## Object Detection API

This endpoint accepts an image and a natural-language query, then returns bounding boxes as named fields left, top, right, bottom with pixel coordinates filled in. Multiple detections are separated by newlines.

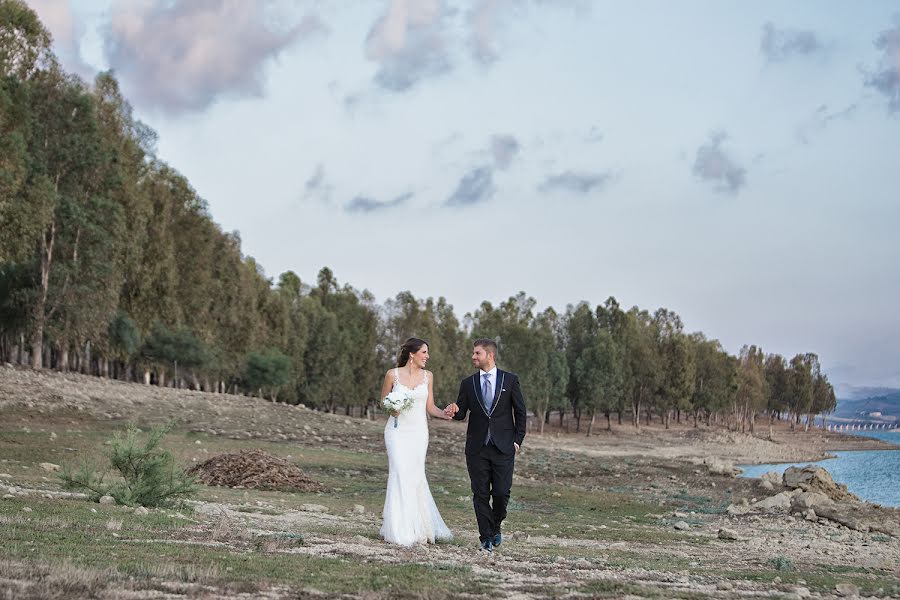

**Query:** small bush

left=60, top=422, right=197, bottom=507
left=769, top=555, right=795, bottom=571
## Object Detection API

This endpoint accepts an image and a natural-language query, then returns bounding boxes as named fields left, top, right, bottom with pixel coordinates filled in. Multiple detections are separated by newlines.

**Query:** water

left=738, top=430, right=900, bottom=507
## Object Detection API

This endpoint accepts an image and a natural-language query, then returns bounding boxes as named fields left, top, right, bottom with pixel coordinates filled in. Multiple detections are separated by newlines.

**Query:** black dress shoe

left=480, top=540, right=493, bottom=552
left=492, top=532, right=502, bottom=547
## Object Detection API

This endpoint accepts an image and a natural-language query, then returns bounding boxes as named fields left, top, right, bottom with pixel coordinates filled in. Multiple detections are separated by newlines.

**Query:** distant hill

left=834, top=388, right=900, bottom=421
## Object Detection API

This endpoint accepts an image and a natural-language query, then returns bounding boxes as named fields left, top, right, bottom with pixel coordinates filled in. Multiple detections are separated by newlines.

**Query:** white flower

left=383, top=390, right=414, bottom=414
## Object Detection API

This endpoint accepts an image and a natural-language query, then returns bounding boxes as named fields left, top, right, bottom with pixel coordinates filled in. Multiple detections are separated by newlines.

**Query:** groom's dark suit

left=453, top=369, right=526, bottom=543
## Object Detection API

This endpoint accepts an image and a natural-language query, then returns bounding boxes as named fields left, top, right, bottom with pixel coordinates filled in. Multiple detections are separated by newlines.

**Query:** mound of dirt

left=187, top=449, right=323, bottom=492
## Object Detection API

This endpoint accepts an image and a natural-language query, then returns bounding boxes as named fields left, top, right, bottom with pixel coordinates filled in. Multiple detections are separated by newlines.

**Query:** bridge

left=826, top=422, right=899, bottom=432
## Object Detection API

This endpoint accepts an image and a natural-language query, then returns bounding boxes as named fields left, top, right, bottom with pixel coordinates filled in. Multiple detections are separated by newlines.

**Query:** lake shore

left=2, top=365, right=899, bottom=599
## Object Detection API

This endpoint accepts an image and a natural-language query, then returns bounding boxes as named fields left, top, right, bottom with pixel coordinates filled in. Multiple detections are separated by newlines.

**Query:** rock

left=716, top=581, right=734, bottom=590
left=352, top=504, right=365, bottom=514
left=673, top=511, right=688, bottom=518
left=706, top=458, right=740, bottom=477
left=760, top=471, right=782, bottom=485
left=0, top=473, right=12, bottom=478
left=718, top=527, right=739, bottom=540
left=134, top=506, right=149, bottom=516
left=22, top=506, right=32, bottom=512
left=804, top=509, right=817, bottom=522
left=299, top=503, right=329, bottom=513
left=760, top=480, right=774, bottom=491
left=813, top=503, right=878, bottom=534
left=2, top=494, right=13, bottom=499
left=752, top=492, right=792, bottom=511
left=39, top=462, right=60, bottom=473
left=673, top=521, right=690, bottom=530
left=783, top=466, right=857, bottom=501
left=792, top=491, right=833, bottom=511
left=98, top=495, right=116, bottom=505
left=726, top=503, right=752, bottom=516
left=834, top=582, right=859, bottom=597
left=791, top=586, right=812, bottom=598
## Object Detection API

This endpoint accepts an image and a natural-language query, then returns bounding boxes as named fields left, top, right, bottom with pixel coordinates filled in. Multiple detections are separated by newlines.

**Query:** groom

left=444, top=338, right=526, bottom=552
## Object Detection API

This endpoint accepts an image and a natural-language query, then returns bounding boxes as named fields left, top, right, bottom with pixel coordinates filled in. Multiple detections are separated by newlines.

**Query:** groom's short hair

left=473, top=338, right=498, bottom=357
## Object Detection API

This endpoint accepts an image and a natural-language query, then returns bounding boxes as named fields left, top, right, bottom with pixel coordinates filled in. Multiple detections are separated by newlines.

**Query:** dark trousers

left=466, top=443, right=515, bottom=543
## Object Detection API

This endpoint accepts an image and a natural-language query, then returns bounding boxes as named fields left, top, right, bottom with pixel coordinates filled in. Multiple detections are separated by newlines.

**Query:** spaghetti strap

left=393, top=368, right=400, bottom=385
left=423, top=370, right=428, bottom=386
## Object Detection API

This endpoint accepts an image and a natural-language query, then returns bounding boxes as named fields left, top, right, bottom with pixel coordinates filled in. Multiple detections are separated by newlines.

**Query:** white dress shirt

left=480, top=366, right=497, bottom=401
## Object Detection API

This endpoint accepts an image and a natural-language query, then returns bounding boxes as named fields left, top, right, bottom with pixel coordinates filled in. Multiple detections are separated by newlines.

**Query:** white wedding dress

left=380, top=368, right=453, bottom=546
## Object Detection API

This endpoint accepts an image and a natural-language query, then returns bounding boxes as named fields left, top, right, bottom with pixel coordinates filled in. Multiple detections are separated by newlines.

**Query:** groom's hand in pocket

left=514, top=443, right=520, bottom=453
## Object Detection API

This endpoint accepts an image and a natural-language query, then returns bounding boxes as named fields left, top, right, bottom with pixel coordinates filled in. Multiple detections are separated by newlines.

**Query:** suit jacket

left=453, top=369, right=526, bottom=456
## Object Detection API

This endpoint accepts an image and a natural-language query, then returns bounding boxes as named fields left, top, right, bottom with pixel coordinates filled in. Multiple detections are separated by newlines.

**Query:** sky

left=25, top=0, right=900, bottom=392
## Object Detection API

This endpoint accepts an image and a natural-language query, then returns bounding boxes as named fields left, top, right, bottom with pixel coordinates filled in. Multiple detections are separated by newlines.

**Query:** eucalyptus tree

left=621, top=308, right=660, bottom=428
left=653, top=308, right=694, bottom=429
left=575, top=328, right=624, bottom=435
left=734, top=345, right=766, bottom=432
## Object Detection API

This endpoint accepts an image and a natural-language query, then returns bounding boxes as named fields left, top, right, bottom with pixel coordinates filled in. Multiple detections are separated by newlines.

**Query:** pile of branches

left=187, top=449, right=323, bottom=492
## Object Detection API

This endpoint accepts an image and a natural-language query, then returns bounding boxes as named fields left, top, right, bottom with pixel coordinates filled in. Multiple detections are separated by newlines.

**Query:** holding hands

left=443, top=403, right=459, bottom=418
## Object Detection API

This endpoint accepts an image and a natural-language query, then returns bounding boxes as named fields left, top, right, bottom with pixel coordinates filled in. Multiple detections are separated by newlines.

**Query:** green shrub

left=769, top=555, right=795, bottom=572
left=60, top=422, right=197, bottom=507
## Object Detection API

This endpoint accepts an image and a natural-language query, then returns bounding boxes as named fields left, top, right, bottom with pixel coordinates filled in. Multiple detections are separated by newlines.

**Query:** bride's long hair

left=397, top=337, right=428, bottom=368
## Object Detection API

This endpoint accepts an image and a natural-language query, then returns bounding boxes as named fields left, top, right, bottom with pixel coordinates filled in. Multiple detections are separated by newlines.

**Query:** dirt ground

left=1, top=366, right=899, bottom=599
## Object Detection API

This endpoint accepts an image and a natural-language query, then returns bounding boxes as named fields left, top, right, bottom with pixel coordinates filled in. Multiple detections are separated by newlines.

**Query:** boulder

left=706, top=458, right=741, bottom=477
left=760, top=480, right=774, bottom=491
left=673, top=521, right=690, bottom=530
left=726, top=504, right=752, bottom=516
left=134, top=506, right=149, bottom=516
left=760, top=471, right=782, bottom=485
left=782, top=466, right=857, bottom=501
left=299, top=503, right=329, bottom=513
left=39, top=462, right=60, bottom=473
left=752, top=492, right=792, bottom=512
left=791, top=491, right=833, bottom=511
left=98, top=495, right=116, bottom=505
left=717, top=527, right=739, bottom=540
left=834, top=582, right=859, bottom=598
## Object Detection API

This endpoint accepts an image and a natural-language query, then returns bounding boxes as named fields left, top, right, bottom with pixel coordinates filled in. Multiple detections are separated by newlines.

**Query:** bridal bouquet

left=383, top=390, right=414, bottom=428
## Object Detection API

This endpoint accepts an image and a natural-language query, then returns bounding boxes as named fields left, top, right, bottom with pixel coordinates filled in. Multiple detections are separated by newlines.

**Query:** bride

left=379, top=337, right=453, bottom=546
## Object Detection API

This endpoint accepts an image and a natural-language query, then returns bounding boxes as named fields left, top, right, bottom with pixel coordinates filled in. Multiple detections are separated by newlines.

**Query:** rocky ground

left=1, top=365, right=899, bottom=599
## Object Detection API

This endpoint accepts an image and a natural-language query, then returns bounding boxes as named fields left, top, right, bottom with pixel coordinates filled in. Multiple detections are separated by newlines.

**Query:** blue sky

left=27, top=1, right=900, bottom=391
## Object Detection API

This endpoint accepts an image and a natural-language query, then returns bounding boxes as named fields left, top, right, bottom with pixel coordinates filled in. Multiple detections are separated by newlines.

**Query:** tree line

left=0, top=2, right=836, bottom=432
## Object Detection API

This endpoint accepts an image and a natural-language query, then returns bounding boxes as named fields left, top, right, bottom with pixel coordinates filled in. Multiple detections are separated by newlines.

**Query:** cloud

left=538, top=171, right=610, bottom=195
left=490, top=134, right=520, bottom=169
left=27, top=0, right=94, bottom=79
left=692, top=132, right=747, bottom=194
left=864, top=17, right=900, bottom=113
left=345, top=192, right=412, bottom=214
left=104, top=1, right=326, bottom=113
left=303, top=164, right=333, bottom=202
left=797, top=103, right=858, bottom=144
left=365, top=0, right=451, bottom=91
left=468, top=0, right=588, bottom=64
left=468, top=0, right=505, bottom=64
left=445, top=166, right=495, bottom=206
left=585, top=126, right=604, bottom=144
left=760, top=22, right=824, bottom=63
